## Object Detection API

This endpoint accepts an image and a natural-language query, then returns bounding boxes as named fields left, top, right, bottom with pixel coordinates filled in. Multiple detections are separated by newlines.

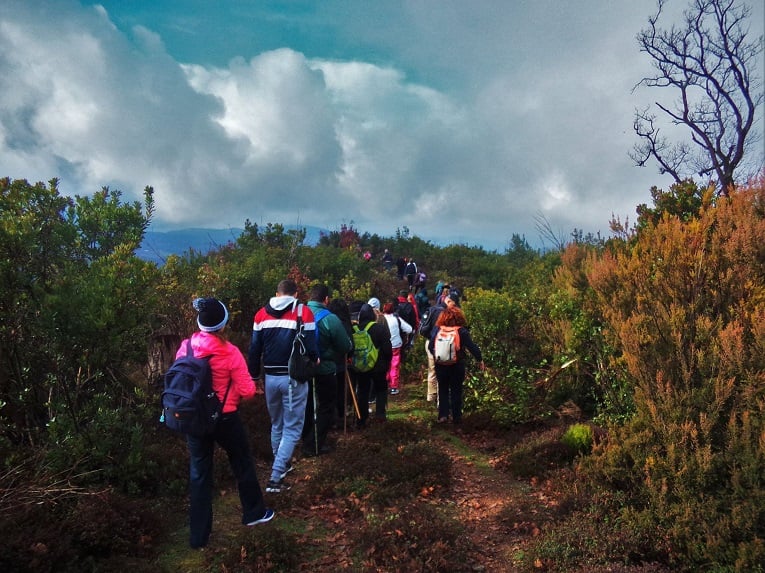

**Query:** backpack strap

left=312, top=308, right=331, bottom=344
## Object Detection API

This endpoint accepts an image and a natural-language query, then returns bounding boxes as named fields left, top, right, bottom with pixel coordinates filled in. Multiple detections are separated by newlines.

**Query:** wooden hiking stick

left=344, top=369, right=361, bottom=421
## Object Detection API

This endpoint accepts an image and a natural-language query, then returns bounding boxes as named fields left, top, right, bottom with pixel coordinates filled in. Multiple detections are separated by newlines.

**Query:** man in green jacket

left=302, top=284, right=352, bottom=456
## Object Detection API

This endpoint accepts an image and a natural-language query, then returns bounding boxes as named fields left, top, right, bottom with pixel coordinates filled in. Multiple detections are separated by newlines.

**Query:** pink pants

left=386, top=347, right=402, bottom=390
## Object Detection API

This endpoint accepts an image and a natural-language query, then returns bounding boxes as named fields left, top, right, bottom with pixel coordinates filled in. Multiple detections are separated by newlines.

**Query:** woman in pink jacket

left=179, top=298, right=274, bottom=549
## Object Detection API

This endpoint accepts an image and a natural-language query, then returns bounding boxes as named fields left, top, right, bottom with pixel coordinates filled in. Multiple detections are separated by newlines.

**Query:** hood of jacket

left=265, top=295, right=298, bottom=317
left=358, top=303, right=376, bottom=326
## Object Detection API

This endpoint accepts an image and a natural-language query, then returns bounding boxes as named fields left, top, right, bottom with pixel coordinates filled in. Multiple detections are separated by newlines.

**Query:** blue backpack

left=161, top=339, right=231, bottom=437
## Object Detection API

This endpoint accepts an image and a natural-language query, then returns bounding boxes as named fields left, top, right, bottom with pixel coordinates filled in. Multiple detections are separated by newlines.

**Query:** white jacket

left=384, top=313, right=413, bottom=349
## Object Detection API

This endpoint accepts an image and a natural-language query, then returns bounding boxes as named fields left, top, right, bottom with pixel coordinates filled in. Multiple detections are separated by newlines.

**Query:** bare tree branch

left=632, top=0, right=763, bottom=194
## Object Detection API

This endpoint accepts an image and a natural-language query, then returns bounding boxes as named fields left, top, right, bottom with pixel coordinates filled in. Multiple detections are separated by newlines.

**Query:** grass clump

left=561, top=423, right=593, bottom=454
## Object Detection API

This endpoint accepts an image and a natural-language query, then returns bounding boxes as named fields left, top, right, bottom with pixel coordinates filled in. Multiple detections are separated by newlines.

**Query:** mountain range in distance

left=136, top=225, right=327, bottom=264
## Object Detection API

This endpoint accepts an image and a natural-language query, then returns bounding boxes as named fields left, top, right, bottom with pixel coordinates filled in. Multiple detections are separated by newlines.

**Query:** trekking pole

left=312, top=380, right=319, bottom=455
left=344, top=369, right=361, bottom=420
left=343, top=368, right=348, bottom=435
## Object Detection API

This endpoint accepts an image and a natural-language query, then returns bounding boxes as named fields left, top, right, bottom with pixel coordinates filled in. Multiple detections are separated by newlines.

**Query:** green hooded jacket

left=307, top=300, right=353, bottom=376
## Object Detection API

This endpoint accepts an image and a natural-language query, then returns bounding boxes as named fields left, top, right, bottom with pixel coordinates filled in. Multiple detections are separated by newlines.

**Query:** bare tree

left=534, top=211, right=566, bottom=252
left=631, top=0, right=764, bottom=195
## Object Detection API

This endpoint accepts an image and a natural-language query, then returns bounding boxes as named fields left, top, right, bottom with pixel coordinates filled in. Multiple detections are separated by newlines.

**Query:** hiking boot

left=279, top=463, right=294, bottom=480
left=246, top=508, right=275, bottom=525
left=266, top=479, right=290, bottom=493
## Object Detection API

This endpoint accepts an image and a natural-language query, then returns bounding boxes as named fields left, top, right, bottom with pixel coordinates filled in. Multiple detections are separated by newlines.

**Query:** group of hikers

left=172, top=275, right=485, bottom=548
left=381, top=249, right=427, bottom=293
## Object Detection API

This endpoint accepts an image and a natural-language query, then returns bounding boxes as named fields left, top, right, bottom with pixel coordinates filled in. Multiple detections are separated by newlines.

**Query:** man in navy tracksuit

left=248, top=279, right=318, bottom=493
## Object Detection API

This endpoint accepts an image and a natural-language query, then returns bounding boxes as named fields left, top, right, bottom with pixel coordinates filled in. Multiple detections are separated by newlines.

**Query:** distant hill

left=136, top=225, right=326, bottom=264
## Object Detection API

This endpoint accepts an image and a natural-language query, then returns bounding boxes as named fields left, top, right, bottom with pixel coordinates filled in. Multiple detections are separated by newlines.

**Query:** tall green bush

left=0, top=178, right=157, bottom=451
left=461, top=288, right=538, bottom=424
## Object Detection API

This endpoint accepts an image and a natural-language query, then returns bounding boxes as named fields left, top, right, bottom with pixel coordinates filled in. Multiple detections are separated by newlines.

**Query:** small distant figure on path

left=395, top=256, right=406, bottom=280
left=413, top=270, right=427, bottom=294
left=382, top=248, right=393, bottom=271
left=404, top=258, right=418, bottom=291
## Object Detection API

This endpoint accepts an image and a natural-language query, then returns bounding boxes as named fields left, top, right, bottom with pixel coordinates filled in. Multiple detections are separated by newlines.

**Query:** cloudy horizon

left=1, top=1, right=762, bottom=251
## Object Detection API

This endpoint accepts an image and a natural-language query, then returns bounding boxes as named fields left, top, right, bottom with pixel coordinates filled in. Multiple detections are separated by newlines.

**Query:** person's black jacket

left=358, top=303, right=393, bottom=373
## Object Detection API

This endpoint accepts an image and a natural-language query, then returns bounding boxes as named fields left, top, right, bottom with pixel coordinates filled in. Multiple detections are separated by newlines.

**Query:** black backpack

left=161, top=339, right=232, bottom=437
left=397, top=300, right=417, bottom=330
left=419, top=305, right=443, bottom=339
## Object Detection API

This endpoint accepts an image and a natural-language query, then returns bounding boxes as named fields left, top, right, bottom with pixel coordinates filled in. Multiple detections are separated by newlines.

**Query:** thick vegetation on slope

left=0, top=175, right=762, bottom=571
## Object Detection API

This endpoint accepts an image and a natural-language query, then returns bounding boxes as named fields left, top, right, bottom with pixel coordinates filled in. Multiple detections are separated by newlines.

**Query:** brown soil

left=247, top=375, right=552, bottom=572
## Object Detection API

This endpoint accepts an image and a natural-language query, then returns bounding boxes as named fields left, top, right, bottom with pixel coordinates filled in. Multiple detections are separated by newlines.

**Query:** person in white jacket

left=382, top=300, right=412, bottom=395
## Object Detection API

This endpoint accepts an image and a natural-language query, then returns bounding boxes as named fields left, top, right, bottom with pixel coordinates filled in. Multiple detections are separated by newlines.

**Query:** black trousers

left=302, top=373, right=337, bottom=453
left=187, top=412, right=266, bottom=548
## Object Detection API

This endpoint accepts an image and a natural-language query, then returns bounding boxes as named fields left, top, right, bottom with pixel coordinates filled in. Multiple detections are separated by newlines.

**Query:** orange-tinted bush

left=585, top=176, right=765, bottom=571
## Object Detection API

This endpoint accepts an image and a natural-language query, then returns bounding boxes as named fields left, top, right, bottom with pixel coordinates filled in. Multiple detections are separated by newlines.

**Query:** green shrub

left=561, top=423, right=593, bottom=454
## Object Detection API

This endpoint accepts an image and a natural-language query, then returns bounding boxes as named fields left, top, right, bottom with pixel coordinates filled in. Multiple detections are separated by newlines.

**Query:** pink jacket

left=176, top=331, right=256, bottom=413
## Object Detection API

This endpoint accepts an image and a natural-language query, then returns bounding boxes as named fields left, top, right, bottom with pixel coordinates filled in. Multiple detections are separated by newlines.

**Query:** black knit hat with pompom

left=193, top=298, right=229, bottom=332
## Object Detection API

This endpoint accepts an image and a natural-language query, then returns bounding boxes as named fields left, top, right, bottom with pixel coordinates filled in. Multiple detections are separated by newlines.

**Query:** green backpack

left=351, top=322, right=379, bottom=372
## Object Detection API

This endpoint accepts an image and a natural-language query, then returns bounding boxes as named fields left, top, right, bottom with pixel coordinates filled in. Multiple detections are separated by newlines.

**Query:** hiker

left=415, top=287, right=429, bottom=318
left=407, top=291, right=421, bottom=330
left=248, top=279, right=319, bottom=493
left=302, top=285, right=352, bottom=456
left=180, top=298, right=274, bottom=548
left=418, top=295, right=448, bottom=403
left=351, top=303, right=392, bottom=426
left=413, top=270, right=427, bottom=294
left=366, top=297, right=391, bottom=405
left=404, top=258, right=418, bottom=291
left=327, top=297, right=354, bottom=429
left=395, top=256, right=406, bottom=280
left=396, top=290, right=418, bottom=347
left=434, top=280, right=445, bottom=300
left=436, top=283, right=451, bottom=306
left=428, top=296, right=485, bottom=424
left=382, top=248, right=394, bottom=271
left=383, top=300, right=412, bottom=396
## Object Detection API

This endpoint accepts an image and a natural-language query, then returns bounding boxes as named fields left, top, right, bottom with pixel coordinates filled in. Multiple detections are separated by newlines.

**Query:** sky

left=1, top=1, right=763, bottom=251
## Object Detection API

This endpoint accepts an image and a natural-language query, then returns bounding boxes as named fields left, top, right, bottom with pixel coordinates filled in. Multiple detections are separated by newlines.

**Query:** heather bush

left=585, top=178, right=765, bottom=571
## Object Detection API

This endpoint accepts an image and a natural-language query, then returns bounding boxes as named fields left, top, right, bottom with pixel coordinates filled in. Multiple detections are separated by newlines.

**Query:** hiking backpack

left=161, top=339, right=232, bottom=437
left=351, top=322, right=379, bottom=372
left=433, top=326, right=461, bottom=365
left=288, top=304, right=321, bottom=382
left=396, top=300, right=417, bottom=330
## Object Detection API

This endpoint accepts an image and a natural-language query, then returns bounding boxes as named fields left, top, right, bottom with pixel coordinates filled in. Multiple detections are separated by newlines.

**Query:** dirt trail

left=439, top=437, right=529, bottom=571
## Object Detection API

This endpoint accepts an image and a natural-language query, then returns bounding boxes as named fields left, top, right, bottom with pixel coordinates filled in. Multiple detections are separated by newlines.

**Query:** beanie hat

left=367, top=297, right=381, bottom=310
left=193, top=297, right=229, bottom=332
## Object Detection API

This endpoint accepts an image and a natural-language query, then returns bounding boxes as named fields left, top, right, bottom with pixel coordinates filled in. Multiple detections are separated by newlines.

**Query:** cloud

left=2, top=0, right=760, bottom=251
